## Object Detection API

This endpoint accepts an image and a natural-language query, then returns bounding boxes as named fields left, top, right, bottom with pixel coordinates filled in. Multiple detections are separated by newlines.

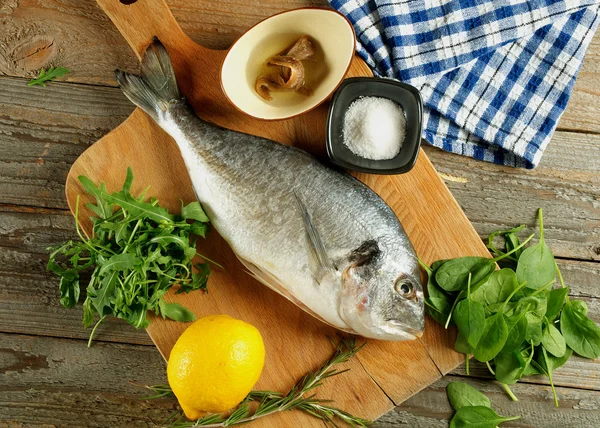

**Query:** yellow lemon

left=167, top=314, right=265, bottom=420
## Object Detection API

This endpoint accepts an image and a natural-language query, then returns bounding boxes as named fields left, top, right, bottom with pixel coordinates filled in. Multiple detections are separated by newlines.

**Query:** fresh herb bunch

left=423, top=209, right=600, bottom=406
left=47, top=168, right=213, bottom=345
left=28, top=66, right=70, bottom=86
left=144, top=338, right=370, bottom=427
left=446, top=382, right=520, bottom=427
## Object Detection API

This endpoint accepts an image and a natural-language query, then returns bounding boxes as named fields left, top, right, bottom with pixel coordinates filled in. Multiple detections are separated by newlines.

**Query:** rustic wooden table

left=1, top=1, right=599, bottom=427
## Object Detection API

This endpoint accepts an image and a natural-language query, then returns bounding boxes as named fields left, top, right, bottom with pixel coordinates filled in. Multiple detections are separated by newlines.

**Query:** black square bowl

left=326, top=77, right=423, bottom=175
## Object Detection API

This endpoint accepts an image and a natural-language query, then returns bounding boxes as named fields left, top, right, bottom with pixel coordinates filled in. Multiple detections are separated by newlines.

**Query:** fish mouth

left=386, top=320, right=424, bottom=339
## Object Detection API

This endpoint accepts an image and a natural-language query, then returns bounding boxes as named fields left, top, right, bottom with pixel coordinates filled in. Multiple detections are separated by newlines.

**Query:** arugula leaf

left=79, top=176, right=115, bottom=220
left=446, top=382, right=490, bottom=410
left=182, top=201, right=210, bottom=222
left=190, top=222, right=209, bottom=238
left=47, top=169, right=214, bottom=344
left=98, top=253, right=140, bottom=275
left=450, top=406, right=519, bottom=428
left=106, top=190, right=174, bottom=223
left=516, top=209, right=555, bottom=289
left=59, top=271, right=80, bottom=308
left=159, top=300, right=197, bottom=322
left=82, top=298, right=95, bottom=328
left=88, top=271, right=118, bottom=316
left=28, top=66, right=70, bottom=87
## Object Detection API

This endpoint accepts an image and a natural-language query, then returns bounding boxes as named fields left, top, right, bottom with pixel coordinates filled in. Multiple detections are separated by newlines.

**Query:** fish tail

left=115, top=37, right=180, bottom=121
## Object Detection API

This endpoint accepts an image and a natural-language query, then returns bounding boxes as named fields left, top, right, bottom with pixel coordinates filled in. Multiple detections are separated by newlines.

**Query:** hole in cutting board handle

left=120, top=0, right=137, bottom=4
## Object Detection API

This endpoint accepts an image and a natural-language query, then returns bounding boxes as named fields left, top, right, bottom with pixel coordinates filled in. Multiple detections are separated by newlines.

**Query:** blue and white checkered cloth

left=329, top=0, right=600, bottom=168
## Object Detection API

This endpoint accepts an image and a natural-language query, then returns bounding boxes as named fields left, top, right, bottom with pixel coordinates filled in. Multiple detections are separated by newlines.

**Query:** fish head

left=338, top=240, right=424, bottom=341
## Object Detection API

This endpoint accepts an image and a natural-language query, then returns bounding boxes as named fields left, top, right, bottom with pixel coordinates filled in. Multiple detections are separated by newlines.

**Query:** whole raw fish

left=115, top=39, right=424, bottom=341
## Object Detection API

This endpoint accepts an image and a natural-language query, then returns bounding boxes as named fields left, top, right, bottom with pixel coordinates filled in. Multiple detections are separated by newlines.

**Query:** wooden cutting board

left=65, top=0, right=491, bottom=425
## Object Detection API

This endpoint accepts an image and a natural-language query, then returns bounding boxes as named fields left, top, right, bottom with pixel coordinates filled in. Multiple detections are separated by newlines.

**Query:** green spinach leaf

left=453, top=274, right=486, bottom=348
left=570, top=299, right=588, bottom=316
left=494, top=351, right=522, bottom=385
left=454, top=298, right=486, bottom=348
left=446, top=382, right=490, bottom=410
left=450, top=406, right=520, bottom=428
left=502, top=312, right=528, bottom=353
left=436, top=257, right=495, bottom=292
left=546, top=287, right=569, bottom=321
left=474, top=312, right=508, bottom=362
left=471, top=269, right=519, bottom=306
left=516, top=209, right=555, bottom=289
left=541, top=322, right=566, bottom=358
left=505, top=232, right=523, bottom=260
left=561, top=300, right=600, bottom=359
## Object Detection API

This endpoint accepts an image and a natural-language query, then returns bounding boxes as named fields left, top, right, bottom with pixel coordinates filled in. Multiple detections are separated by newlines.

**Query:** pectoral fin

left=293, top=193, right=336, bottom=283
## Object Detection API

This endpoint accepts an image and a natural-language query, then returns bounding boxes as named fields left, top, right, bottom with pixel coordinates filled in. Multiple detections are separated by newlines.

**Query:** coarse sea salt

left=342, top=96, right=406, bottom=161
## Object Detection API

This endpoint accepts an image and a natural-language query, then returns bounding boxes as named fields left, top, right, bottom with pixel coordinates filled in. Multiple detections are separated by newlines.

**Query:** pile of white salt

left=342, top=97, right=406, bottom=160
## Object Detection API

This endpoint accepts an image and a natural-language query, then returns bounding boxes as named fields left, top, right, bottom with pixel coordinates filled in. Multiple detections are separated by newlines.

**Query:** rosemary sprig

left=141, top=383, right=174, bottom=400
left=145, top=338, right=370, bottom=427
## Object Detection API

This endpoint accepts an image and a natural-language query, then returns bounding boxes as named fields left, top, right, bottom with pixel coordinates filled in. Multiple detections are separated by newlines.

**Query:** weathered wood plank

left=0, top=332, right=176, bottom=427
left=1, top=332, right=598, bottom=428
left=560, top=34, right=600, bottom=134
left=1, top=0, right=598, bottom=136
left=0, top=0, right=326, bottom=84
left=0, top=205, right=153, bottom=345
left=0, top=0, right=598, bottom=426
left=1, top=200, right=598, bottom=390
left=376, top=375, right=600, bottom=428
left=0, top=76, right=131, bottom=209
left=426, top=133, right=600, bottom=261
left=1, top=0, right=599, bottom=130
left=0, top=332, right=375, bottom=428
left=451, top=353, right=600, bottom=393
left=1, top=76, right=598, bottom=258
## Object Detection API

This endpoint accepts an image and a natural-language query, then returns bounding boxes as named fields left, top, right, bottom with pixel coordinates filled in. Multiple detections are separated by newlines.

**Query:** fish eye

left=395, top=280, right=416, bottom=299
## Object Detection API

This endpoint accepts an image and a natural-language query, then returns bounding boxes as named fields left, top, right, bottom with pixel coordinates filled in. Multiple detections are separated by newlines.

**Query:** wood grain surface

left=0, top=0, right=599, bottom=427
left=63, top=0, right=494, bottom=424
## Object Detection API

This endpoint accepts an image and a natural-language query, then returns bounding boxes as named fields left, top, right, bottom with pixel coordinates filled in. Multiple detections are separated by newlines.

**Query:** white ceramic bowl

left=220, top=8, right=356, bottom=121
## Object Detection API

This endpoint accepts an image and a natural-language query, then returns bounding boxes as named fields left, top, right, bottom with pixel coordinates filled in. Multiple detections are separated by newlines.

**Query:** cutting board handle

left=95, top=0, right=204, bottom=59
